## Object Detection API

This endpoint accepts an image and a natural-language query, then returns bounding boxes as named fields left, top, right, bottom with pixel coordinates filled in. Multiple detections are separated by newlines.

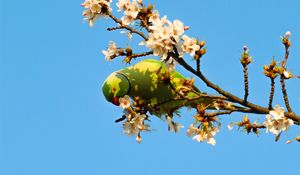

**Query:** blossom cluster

left=143, top=13, right=200, bottom=68
left=117, top=0, right=141, bottom=25
left=81, top=0, right=112, bottom=27
left=187, top=124, right=219, bottom=146
left=102, top=41, right=118, bottom=61
left=122, top=112, right=149, bottom=136
left=145, top=16, right=184, bottom=59
left=264, top=105, right=294, bottom=135
left=81, top=0, right=203, bottom=69
left=263, top=57, right=294, bottom=80
left=117, top=95, right=150, bottom=142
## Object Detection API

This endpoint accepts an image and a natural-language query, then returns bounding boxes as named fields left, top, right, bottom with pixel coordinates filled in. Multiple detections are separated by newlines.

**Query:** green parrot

left=102, top=59, right=216, bottom=117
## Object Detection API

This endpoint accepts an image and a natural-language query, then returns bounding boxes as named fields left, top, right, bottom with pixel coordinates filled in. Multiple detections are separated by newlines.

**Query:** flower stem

left=107, top=12, right=148, bottom=40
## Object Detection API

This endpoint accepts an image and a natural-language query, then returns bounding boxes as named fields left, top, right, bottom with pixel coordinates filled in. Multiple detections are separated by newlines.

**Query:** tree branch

left=280, top=75, right=292, bottom=112
left=173, top=56, right=300, bottom=124
left=268, top=78, right=275, bottom=110
left=243, top=64, right=249, bottom=102
left=280, top=44, right=293, bottom=112
left=196, top=59, right=200, bottom=74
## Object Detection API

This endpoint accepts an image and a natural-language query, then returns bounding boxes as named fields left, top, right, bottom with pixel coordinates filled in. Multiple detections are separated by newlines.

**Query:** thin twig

left=107, top=26, right=123, bottom=31
left=268, top=78, right=275, bottom=110
left=205, top=111, right=233, bottom=117
left=280, top=75, right=292, bottom=112
left=107, top=12, right=148, bottom=40
left=131, top=51, right=153, bottom=58
left=280, top=44, right=292, bottom=112
left=282, top=45, right=290, bottom=68
left=255, top=125, right=266, bottom=129
left=243, top=64, right=249, bottom=102
left=138, top=17, right=151, bottom=32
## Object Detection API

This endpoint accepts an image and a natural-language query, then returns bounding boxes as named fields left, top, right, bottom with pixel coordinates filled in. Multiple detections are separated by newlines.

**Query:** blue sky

left=1, top=0, right=300, bottom=175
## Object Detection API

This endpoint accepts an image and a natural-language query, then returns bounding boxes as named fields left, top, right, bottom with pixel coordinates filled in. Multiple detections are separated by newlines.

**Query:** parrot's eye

left=112, top=96, right=120, bottom=106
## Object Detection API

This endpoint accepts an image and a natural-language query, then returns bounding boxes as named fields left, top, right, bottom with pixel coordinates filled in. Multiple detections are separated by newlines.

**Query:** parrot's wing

left=120, top=59, right=176, bottom=105
left=118, top=59, right=200, bottom=116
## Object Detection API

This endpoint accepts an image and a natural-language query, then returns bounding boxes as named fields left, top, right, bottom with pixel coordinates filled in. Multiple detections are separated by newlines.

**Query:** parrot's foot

left=115, top=115, right=126, bottom=123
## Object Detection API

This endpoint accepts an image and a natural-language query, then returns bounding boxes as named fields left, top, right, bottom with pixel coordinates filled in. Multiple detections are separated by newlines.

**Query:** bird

left=102, top=59, right=219, bottom=118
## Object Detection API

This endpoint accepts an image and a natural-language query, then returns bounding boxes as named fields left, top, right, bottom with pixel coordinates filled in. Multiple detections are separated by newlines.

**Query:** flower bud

left=140, top=7, right=147, bottom=14
left=243, top=116, right=250, bottom=123
left=199, top=41, right=206, bottom=48
left=270, top=60, right=276, bottom=68
left=126, top=47, right=132, bottom=55
left=200, top=48, right=206, bottom=55
left=286, top=140, right=292, bottom=144
left=295, top=136, right=300, bottom=142
left=285, top=31, right=291, bottom=37
left=147, top=4, right=153, bottom=11
left=123, top=56, right=132, bottom=63
left=136, top=134, right=142, bottom=143
left=184, top=26, right=190, bottom=31
left=243, top=45, right=249, bottom=52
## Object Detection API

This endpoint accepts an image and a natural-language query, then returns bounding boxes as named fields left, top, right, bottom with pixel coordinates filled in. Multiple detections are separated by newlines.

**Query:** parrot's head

left=102, top=72, right=130, bottom=106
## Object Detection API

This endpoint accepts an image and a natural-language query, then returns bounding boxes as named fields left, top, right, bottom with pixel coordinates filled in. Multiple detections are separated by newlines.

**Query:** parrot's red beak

left=112, top=96, right=120, bottom=106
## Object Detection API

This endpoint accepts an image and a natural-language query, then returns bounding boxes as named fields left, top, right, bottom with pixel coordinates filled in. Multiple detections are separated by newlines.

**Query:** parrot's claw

left=115, top=115, right=126, bottom=123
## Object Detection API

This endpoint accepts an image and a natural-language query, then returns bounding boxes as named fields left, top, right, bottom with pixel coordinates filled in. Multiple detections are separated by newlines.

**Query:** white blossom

left=227, top=122, right=234, bottom=131
left=102, top=41, right=118, bottom=61
left=213, top=101, right=221, bottom=110
left=136, top=134, right=142, bottom=143
left=171, top=20, right=185, bottom=41
left=269, top=105, right=285, bottom=120
left=124, top=0, right=139, bottom=18
left=283, top=71, right=292, bottom=79
left=187, top=124, right=219, bottom=146
left=149, top=10, right=160, bottom=24
left=145, top=16, right=185, bottom=60
left=164, top=56, right=178, bottom=71
left=186, top=124, right=199, bottom=136
left=207, top=137, right=216, bottom=146
left=264, top=105, right=294, bottom=135
left=123, top=113, right=149, bottom=136
left=181, top=35, right=200, bottom=56
left=285, top=31, right=291, bottom=38
left=116, top=0, right=131, bottom=11
left=119, top=95, right=131, bottom=109
left=81, top=0, right=112, bottom=27
left=121, top=15, right=136, bottom=25
left=117, top=0, right=140, bottom=25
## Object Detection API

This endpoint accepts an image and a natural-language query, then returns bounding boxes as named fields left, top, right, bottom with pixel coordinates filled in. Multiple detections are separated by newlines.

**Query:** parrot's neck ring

left=115, top=71, right=131, bottom=96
